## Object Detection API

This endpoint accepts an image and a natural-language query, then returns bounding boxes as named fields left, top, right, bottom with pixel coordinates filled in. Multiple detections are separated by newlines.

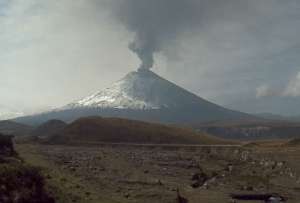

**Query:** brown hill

left=48, top=117, right=229, bottom=145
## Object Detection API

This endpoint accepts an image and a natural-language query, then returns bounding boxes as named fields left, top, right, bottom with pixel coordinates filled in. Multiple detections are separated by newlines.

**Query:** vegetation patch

left=0, top=133, right=55, bottom=203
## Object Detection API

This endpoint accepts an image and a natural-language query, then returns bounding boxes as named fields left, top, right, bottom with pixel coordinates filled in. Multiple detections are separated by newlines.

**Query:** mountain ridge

left=0, top=106, right=23, bottom=120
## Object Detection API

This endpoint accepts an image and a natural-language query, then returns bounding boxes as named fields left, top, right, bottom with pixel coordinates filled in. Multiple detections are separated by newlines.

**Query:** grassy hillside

left=47, top=116, right=229, bottom=145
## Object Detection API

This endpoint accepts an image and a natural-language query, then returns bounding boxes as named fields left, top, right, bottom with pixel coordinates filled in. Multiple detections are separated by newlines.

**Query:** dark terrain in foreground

left=0, top=134, right=54, bottom=203
left=16, top=142, right=300, bottom=203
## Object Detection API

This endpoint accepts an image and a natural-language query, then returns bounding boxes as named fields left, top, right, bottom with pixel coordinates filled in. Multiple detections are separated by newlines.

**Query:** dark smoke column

left=129, top=38, right=157, bottom=70
left=111, top=0, right=201, bottom=70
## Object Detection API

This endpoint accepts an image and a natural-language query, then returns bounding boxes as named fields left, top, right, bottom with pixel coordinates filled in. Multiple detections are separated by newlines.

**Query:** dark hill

left=286, top=138, right=300, bottom=146
left=0, top=120, right=33, bottom=136
left=32, top=119, right=67, bottom=137
left=196, top=120, right=300, bottom=140
left=48, top=117, right=229, bottom=145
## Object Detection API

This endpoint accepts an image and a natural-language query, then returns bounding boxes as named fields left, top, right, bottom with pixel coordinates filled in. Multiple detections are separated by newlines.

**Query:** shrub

left=0, top=162, right=55, bottom=203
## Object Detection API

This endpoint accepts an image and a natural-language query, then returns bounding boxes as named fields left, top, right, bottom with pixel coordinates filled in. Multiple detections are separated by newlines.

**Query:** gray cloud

left=108, top=0, right=260, bottom=71
left=256, top=72, right=300, bottom=98
left=108, top=0, right=203, bottom=70
left=107, top=0, right=300, bottom=99
left=256, top=85, right=281, bottom=98
left=284, top=72, right=300, bottom=97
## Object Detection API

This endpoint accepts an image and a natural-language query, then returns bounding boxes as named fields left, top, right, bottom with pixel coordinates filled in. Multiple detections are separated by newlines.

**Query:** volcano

left=15, top=69, right=252, bottom=125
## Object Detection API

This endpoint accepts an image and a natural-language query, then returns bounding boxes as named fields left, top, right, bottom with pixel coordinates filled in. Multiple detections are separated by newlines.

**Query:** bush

left=0, top=133, right=55, bottom=202
left=0, top=133, right=15, bottom=156
left=0, top=162, right=55, bottom=203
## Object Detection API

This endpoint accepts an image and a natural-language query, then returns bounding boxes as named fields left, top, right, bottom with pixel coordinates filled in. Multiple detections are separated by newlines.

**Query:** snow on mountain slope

left=65, top=70, right=159, bottom=110
left=64, top=69, right=214, bottom=110
left=0, top=106, right=23, bottom=120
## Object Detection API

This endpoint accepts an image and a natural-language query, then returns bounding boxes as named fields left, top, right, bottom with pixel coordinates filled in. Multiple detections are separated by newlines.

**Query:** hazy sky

left=1, top=0, right=300, bottom=115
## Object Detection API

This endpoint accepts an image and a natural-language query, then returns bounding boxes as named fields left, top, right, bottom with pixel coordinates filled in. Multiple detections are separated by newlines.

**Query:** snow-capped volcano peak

left=64, top=69, right=224, bottom=112
left=65, top=69, right=184, bottom=110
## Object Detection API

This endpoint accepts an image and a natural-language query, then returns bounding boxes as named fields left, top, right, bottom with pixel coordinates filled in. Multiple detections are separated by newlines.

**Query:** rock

left=276, top=162, right=284, bottom=168
left=176, top=189, right=188, bottom=203
left=246, top=186, right=254, bottom=191
left=191, top=182, right=201, bottom=188
left=226, top=164, right=234, bottom=172
left=157, top=179, right=163, bottom=185
left=191, top=172, right=209, bottom=188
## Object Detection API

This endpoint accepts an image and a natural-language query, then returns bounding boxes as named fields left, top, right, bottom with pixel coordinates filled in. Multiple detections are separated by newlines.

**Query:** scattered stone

left=226, top=164, right=234, bottom=172
left=124, top=193, right=130, bottom=198
left=191, top=172, right=209, bottom=188
left=157, top=179, right=163, bottom=185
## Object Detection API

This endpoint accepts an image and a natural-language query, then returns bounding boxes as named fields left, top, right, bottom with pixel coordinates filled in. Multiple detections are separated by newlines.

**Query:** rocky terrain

left=17, top=143, right=300, bottom=203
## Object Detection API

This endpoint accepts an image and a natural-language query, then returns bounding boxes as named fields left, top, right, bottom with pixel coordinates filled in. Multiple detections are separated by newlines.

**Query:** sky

left=1, top=0, right=300, bottom=117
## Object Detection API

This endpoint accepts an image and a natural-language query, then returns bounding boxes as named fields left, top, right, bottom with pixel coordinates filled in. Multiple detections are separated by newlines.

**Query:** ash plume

left=110, top=0, right=203, bottom=70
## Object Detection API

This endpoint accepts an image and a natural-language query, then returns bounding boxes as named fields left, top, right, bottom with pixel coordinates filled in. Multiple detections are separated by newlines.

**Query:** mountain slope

left=15, top=69, right=253, bottom=125
left=47, top=116, right=230, bottom=145
left=65, top=69, right=225, bottom=110
left=0, top=120, right=33, bottom=136
left=0, top=106, right=23, bottom=120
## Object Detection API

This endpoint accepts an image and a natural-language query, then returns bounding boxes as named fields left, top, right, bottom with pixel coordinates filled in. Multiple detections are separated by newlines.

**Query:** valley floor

left=16, top=144, right=300, bottom=203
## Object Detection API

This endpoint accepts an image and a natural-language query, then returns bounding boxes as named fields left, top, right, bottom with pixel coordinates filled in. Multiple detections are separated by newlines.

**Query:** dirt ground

left=16, top=144, right=300, bottom=203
